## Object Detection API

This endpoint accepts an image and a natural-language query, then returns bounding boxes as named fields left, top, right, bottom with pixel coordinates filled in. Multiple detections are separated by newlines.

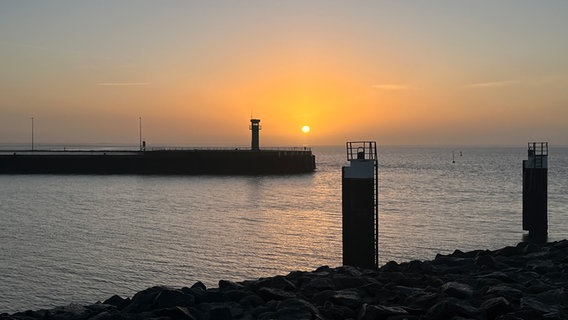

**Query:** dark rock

left=454, top=300, right=481, bottom=318
left=86, top=310, right=121, bottom=320
left=154, top=306, right=197, bottom=320
left=462, top=249, right=490, bottom=259
left=218, top=280, right=244, bottom=290
left=7, top=309, right=49, bottom=320
left=386, top=316, right=420, bottom=320
left=480, top=297, right=513, bottom=319
left=405, top=260, right=434, bottom=273
left=338, top=265, right=365, bottom=277
left=315, top=265, right=331, bottom=273
left=393, top=285, right=426, bottom=298
left=331, top=275, right=369, bottom=290
left=425, top=298, right=479, bottom=320
left=499, top=309, right=544, bottom=320
left=274, top=307, right=312, bottom=320
left=424, top=299, right=461, bottom=319
left=252, top=275, right=296, bottom=291
left=525, top=279, right=553, bottom=294
left=102, top=295, right=130, bottom=310
left=9, top=241, right=568, bottom=320
left=380, top=260, right=400, bottom=272
left=533, top=288, right=567, bottom=306
left=552, top=239, right=568, bottom=249
left=310, top=268, right=331, bottom=278
left=518, top=270, right=540, bottom=281
left=257, top=287, right=297, bottom=301
left=358, top=303, right=409, bottom=320
left=239, top=294, right=264, bottom=307
left=190, top=281, right=207, bottom=291
left=526, top=259, right=556, bottom=274
left=256, top=311, right=278, bottom=320
left=495, top=246, right=520, bottom=257
left=451, top=249, right=466, bottom=257
left=208, top=305, right=232, bottom=320
left=485, top=285, right=523, bottom=300
left=477, top=271, right=516, bottom=283
left=223, top=289, right=252, bottom=303
left=85, top=303, right=117, bottom=313
left=285, top=271, right=311, bottom=282
left=311, top=289, right=337, bottom=306
left=43, top=303, right=99, bottom=320
left=359, top=282, right=389, bottom=299
left=319, top=301, right=357, bottom=320
left=122, top=286, right=167, bottom=313
left=427, top=277, right=445, bottom=288
left=441, top=282, right=474, bottom=299
left=277, top=298, right=320, bottom=317
left=517, top=241, right=541, bottom=254
left=195, top=289, right=226, bottom=304
left=476, top=254, right=497, bottom=268
left=495, top=257, right=524, bottom=269
left=520, top=297, right=556, bottom=314
left=153, top=289, right=194, bottom=309
left=433, top=255, right=473, bottom=267
left=303, top=277, right=335, bottom=292
left=379, top=271, right=405, bottom=284
left=181, top=285, right=206, bottom=298
left=329, top=289, right=362, bottom=309
left=251, top=300, right=278, bottom=317
left=264, top=299, right=319, bottom=320
left=200, top=302, right=244, bottom=319
left=405, top=292, right=440, bottom=309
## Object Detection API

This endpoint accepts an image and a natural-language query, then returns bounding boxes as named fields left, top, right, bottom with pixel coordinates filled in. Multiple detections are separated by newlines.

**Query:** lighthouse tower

left=250, top=119, right=261, bottom=151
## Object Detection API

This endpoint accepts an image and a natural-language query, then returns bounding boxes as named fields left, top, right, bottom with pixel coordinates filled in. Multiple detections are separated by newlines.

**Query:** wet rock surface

left=3, top=240, right=568, bottom=319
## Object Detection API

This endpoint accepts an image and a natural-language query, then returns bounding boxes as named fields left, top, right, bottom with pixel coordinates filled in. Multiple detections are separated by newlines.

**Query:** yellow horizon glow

left=1, top=2, right=567, bottom=146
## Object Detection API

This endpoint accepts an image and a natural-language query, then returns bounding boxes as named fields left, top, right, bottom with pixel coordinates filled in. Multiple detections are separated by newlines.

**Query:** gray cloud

left=372, top=84, right=409, bottom=91
left=96, top=82, right=151, bottom=86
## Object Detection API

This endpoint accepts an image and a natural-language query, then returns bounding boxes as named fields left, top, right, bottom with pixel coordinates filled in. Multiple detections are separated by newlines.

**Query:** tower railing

left=527, top=142, right=548, bottom=169
left=346, top=141, right=377, bottom=161
left=528, top=142, right=548, bottom=156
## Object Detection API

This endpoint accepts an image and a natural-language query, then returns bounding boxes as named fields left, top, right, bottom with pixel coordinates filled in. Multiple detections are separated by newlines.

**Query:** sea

left=1, top=145, right=567, bottom=313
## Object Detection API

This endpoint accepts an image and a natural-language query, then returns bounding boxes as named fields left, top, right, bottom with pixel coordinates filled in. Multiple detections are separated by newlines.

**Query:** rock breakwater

left=3, top=240, right=568, bottom=320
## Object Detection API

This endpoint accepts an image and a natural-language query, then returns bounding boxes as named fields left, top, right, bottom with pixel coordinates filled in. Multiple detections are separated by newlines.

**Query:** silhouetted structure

left=0, top=119, right=316, bottom=175
left=523, top=142, right=548, bottom=236
left=250, top=119, right=261, bottom=151
left=0, top=148, right=316, bottom=174
left=342, top=141, right=378, bottom=269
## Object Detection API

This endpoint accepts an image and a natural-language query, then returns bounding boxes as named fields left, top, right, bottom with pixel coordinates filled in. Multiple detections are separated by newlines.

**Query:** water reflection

left=2, top=146, right=568, bottom=313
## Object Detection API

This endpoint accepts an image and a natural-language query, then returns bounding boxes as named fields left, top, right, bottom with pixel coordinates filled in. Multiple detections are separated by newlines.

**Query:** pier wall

left=0, top=150, right=316, bottom=175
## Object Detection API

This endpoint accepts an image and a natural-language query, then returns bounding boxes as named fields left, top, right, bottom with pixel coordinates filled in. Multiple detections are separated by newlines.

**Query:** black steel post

left=342, top=141, right=378, bottom=269
left=522, top=142, right=548, bottom=237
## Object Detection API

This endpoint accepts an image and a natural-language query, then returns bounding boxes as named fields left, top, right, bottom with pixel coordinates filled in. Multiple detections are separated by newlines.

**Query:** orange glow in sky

left=1, top=2, right=568, bottom=146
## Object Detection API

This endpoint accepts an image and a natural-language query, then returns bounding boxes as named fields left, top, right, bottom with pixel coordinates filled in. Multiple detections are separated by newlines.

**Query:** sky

left=1, top=1, right=567, bottom=147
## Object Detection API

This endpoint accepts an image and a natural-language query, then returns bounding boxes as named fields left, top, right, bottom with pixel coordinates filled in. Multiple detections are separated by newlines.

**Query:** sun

left=301, top=125, right=311, bottom=133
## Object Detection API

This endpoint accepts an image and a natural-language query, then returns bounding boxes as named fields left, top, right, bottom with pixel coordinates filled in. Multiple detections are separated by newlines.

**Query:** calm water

left=1, top=146, right=567, bottom=313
